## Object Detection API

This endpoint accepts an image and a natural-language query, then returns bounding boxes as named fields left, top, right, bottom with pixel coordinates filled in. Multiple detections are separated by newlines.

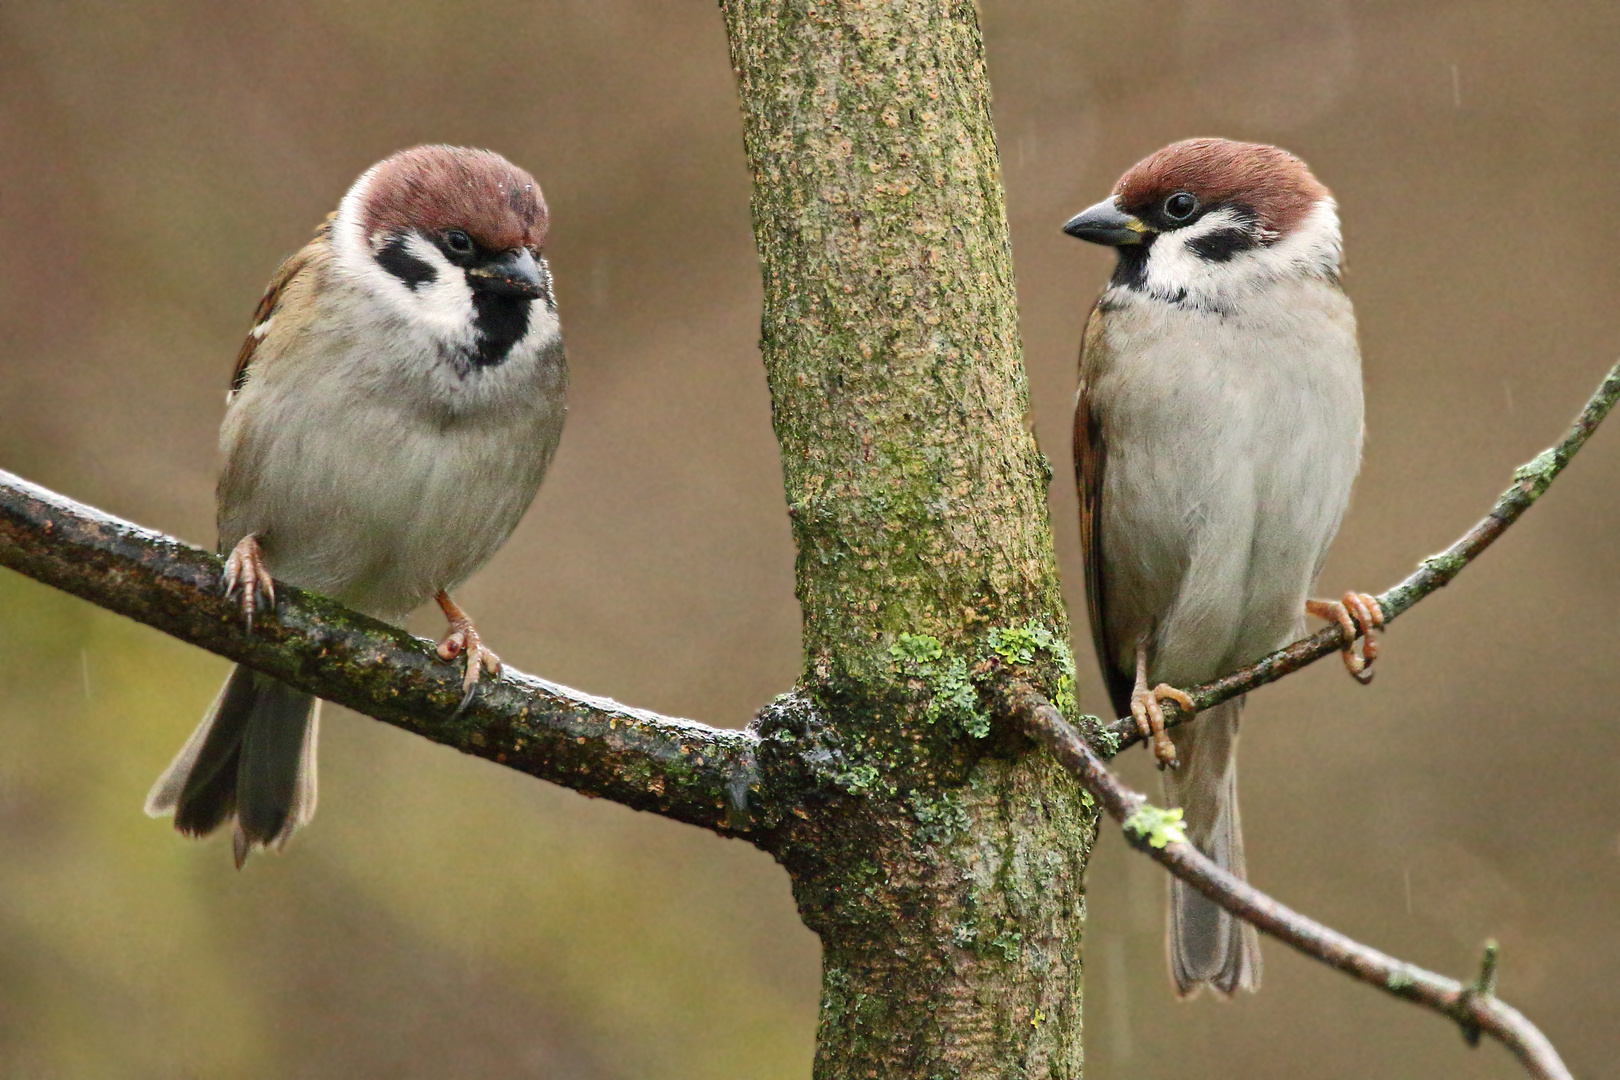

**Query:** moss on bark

left=721, top=2, right=1095, bottom=1074
left=723, top=0, right=1063, bottom=691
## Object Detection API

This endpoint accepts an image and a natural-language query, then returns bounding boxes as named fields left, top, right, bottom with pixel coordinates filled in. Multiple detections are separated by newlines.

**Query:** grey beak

left=1062, top=198, right=1150, bottom=246
left=468, top=247, right=545, bottom=299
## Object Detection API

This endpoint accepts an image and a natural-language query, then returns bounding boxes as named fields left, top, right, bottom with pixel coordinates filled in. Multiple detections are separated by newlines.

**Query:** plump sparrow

left=146, top=145, right=568, bottom=867
left=1065, top=138, right=1380, bottom=995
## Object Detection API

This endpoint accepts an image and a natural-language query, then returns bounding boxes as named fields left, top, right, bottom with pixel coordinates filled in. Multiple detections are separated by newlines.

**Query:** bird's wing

left=217, top=215, right=335, bottom=549
left=1074, top=301, right=1135, bottom=720
left=228, top=215, right=334, bottom=399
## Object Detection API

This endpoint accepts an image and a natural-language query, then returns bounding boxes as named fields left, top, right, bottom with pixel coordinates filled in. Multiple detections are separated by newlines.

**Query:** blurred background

left=1, top=1, right=1616, bottom=1077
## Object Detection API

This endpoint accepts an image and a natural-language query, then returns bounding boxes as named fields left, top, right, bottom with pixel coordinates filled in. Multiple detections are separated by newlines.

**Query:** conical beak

left=1062, top=198, right=1150, bottom=247
left=468, top=247, right=546, bottom=299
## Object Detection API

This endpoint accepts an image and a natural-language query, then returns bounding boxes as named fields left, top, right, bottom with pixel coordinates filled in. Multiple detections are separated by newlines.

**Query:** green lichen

left=1052, top=673, right=1078, bottom=719
left=1512, top=448, right=1559, bottom=497
left=951, top=915, right=1026, bottom=964
left=991, top=930, right=1023, bottom=963
left=989, top=621, right=1079, bottom=719
left=988, top=625, right=1043, bottom=665
left=1419, top=550, right=1466, bottom=578
left=988, top=621, right=1073, bottom=671
left=835, top=762, right=883, bottom=796
left=937, top=660, right=987, bottom=737
left=892, top=620, right=1080, bottom=743
left=911, top=788, right=971, bottom=845
left=891, top=632, right=944, bottom=666
left=1123, top=804, right=1187, bottom=849
left=891, top=633, right=986, bottom=738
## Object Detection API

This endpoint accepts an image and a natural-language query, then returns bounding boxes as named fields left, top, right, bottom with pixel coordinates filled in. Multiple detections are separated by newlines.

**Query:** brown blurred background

left=1, top=2, right=1616, bottom=1077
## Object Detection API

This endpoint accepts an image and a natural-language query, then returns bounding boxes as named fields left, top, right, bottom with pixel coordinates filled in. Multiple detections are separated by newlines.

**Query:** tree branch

left=1102, top=359, right=1620, bottom=754
left=1002, top=684, right=1573, bottom=1080
left=0, top=469, right=767, bottom=839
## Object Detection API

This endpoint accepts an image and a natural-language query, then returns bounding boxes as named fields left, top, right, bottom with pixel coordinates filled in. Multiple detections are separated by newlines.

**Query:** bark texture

left=721, top=3, right=1094, bottom=1075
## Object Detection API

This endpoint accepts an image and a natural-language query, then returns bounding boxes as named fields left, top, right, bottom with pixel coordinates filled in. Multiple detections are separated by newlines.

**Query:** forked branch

left=1006, top=686, right=1572, bottom=1080
left=1102, top=359, right=1620, bottom=753
left=0, top=470, right=765, bottom=839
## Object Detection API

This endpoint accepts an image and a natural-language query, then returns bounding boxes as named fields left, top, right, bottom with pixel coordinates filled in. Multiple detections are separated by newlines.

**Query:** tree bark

left=721, top=3, right=1094, bottom=1075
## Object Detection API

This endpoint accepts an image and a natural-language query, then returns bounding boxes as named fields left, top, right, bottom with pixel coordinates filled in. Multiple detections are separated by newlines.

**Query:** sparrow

left=146, top=145, right=568, bottom=867
left=1064, top=138, right=1380, bottom=996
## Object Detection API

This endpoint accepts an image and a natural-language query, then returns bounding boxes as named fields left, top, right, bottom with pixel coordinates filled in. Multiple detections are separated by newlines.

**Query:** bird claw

left=436, top=624, right=501, bottom=694
left=1307, top=591, right=1384, bottom=684
left=1131, top=683, right=1194, bottom=770
left=434, top=592, right=501, bottom=695
left=222, top=534, right=274, bottom=632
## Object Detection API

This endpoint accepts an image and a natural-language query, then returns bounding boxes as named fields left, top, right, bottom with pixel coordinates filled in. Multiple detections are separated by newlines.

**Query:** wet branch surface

left=1005, top=685, right=1573, bottom=1080
left=0, top=469, right=765, bottom=839
left=1102, top=359, right=1620, bottom=754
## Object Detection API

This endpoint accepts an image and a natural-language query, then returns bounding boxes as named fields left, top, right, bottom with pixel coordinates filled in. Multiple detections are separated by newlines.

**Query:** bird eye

left=444, top=229, right=473, bottom=254
left=1163, top=192, right=1198, bottom=223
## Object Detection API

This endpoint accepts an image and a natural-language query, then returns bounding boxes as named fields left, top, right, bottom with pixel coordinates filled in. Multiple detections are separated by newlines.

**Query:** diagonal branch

left=0, top=469, right=768, bottom=840
left=1102, top=359, right=1620, bottom=754
left=1004, top=684, right=1572, bottom=1080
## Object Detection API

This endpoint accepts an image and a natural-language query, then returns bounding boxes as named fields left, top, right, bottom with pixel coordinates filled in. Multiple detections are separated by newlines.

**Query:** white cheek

left=398, top=236, right=477, bottom=342
left=1143, top=199, right=1342, bottom=311
left=330, top=175, right=476, bottom=350
left=522, top=290, right=562, bottom=352
left=348, top=236, right=474, bottom=345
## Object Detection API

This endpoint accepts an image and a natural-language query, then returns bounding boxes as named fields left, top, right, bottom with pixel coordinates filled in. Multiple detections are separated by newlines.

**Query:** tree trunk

left=721, top=2, right=1097, bottom=1074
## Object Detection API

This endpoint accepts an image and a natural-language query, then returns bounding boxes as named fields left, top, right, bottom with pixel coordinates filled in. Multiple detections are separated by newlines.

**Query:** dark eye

left=1163, top=192, right=1198, bottom=223
left=444, top=229, right=473, bottom=254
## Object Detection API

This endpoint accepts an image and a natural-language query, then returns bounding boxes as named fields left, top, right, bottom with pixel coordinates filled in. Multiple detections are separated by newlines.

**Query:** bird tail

left=145, top=665, right=319, bottom=867
left=1160, top=697, right=1261, bottom=997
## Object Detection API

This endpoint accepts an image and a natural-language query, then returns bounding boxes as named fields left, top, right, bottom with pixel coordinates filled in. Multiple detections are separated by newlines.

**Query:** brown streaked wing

left=229, top=215, right=333, bottom=397
left=1074, top=301, right=1134, bottom=719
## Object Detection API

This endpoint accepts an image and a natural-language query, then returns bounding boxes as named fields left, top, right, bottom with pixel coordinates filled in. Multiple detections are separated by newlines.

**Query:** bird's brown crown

left=1114, top=138, right=1328, bottom=236
left=360, top=145, right=547, bottom=253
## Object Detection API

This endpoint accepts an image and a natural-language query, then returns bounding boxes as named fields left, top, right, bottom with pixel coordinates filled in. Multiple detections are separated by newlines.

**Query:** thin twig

left=1102, top=359, right=1620, bottom=753
left=0, top=469, right=766, bottom=838
left=1006, top=685, right=1572, bottom=1080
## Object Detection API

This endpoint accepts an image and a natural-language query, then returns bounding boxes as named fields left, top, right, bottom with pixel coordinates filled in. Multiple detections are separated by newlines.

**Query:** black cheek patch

left=375, top=234, right=438, bottom=290
left=1188, top=227, right=1259, bottom=263
left=1110, top=242, right=1152, bottom=291
left=469, top=292, right=532, bottom=368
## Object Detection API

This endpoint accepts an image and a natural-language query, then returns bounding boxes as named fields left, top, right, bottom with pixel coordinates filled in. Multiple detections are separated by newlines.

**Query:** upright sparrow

left=1065, top=138, right=1380, bottom=995
left=147, top=146, right=568, bottom=866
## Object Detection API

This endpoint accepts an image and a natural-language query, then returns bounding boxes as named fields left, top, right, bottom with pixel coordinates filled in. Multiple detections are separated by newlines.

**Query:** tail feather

left=237, top=678, right=319, bottom=844
left=146, top=665, right=319, bottom=865
left=1161, top=697, right=1261, bottom=997
left=145, top=669, right=258, bottom=833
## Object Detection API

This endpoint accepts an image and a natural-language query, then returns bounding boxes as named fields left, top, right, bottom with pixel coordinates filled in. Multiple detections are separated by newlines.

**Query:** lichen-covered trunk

left=721, top=2, right=1097, bottom=1075
left=762, top=735, right=1096, bottom=1078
